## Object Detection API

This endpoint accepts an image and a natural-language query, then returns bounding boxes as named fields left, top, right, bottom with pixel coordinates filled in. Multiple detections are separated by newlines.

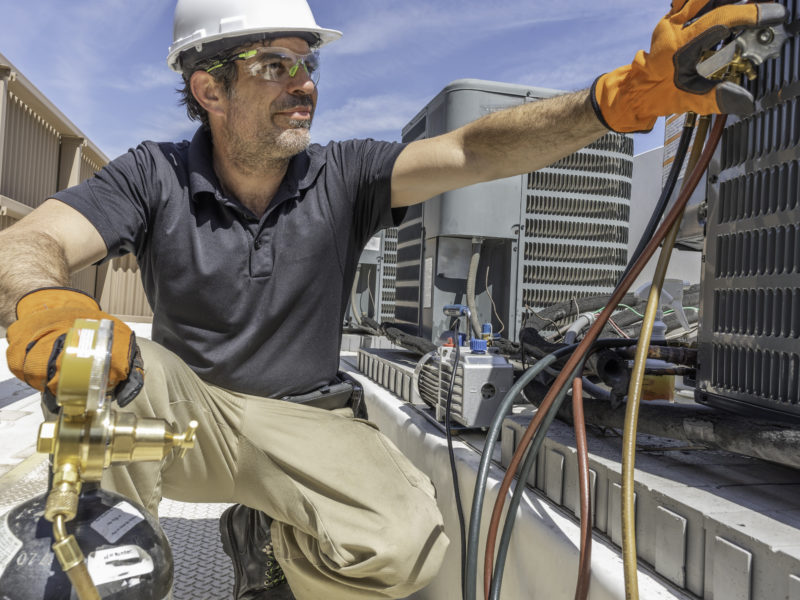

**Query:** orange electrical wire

left=482, top=114, right=726, bottom=599
left=573, top=376, right=592, bottom=600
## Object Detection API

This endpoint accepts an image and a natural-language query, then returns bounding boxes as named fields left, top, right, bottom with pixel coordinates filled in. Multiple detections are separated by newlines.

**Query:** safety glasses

left=207, top=47, right=320, bottom=86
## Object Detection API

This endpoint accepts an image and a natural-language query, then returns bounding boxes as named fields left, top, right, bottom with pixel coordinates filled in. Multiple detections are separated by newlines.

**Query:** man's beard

left=225, top=94, right=313, bottom=173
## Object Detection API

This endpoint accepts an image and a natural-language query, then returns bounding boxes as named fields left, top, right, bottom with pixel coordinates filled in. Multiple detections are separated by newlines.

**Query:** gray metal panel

left=421, top=83, right=544, bottom=240
left=698, top=0, right=800, bottom=419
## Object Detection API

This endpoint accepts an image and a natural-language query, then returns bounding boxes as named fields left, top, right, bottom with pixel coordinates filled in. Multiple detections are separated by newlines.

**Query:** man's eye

left=264, top=60, right=286, bottom=73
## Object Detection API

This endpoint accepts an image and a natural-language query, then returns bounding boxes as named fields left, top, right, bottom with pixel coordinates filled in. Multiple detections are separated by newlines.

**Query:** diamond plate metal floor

left=0, top=457, right=235, bottom=599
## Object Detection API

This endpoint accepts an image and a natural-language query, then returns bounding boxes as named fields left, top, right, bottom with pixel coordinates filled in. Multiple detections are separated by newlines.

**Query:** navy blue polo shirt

left=54, top=127, right=406, bottom=397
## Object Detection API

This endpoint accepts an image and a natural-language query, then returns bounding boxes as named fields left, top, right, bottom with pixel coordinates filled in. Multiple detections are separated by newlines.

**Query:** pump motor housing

left=413, top=345, right=513, bottom=428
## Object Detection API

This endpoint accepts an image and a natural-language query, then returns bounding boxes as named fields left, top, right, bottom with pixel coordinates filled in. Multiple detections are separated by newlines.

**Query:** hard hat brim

left=167, top=26, right=342, bottom=73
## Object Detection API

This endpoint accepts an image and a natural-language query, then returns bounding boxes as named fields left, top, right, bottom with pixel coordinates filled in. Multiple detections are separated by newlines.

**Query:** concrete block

left=655, top=506, right=688, bottom=589
left=710, top=536, right=752, bottom=600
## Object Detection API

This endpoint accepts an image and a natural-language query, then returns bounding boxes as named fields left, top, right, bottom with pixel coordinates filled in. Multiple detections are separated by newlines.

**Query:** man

left=0, top=0, right=785, bottom=598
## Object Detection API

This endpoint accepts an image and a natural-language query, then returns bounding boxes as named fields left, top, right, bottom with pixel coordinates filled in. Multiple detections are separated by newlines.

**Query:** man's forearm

left=458, top=89, right=609, bottom=182
left=0, top=230, right=69, bottom=327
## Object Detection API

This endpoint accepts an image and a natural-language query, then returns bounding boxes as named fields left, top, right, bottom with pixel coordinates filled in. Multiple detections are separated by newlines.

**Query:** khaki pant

left=101, top=339, right=449, bottom=599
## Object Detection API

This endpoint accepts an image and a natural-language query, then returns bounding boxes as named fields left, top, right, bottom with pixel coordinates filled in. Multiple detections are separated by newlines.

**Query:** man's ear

left=190, top=71, right=227, bottom=118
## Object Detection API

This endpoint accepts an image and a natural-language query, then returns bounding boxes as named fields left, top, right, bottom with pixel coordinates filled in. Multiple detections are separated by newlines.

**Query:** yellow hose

left=621, top=113, right=710, bottom=599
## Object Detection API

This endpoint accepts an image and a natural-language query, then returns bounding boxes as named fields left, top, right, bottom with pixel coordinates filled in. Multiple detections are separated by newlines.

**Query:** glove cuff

left=593, top=65, right=658, bottom=134
left=16, top=287, right=100, bottom=319
left=590, top=76, right=613, bottom=131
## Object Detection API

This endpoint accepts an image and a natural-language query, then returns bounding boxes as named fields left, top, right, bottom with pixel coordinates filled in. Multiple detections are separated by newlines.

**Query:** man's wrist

left=589, top=76, right=613, bottom=132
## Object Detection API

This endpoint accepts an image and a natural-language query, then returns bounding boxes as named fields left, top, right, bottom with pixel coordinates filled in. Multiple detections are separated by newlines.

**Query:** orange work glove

left=6, top=288, right=144, bottom=410
left=591, top=0, right=787, bottom=132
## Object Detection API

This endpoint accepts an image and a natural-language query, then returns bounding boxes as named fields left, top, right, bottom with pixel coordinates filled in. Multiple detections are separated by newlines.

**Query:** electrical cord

left=366, top=268, right=375, bottom=316
left=621, top=113, right=715, bottom=600
left=618, top=117, right=695, bottom=284
left=444, top=324, right=468, bottom=599
left=485, top=263, right=505, bottom=335
left=478, top=114, right=727, bottom=600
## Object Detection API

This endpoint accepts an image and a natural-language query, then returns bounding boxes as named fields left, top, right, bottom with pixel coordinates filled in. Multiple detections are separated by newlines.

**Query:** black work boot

left=219, top=504, right=295, bottom=600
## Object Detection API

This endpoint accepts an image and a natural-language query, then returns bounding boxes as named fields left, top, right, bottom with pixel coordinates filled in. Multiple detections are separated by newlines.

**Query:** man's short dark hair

left=178, top=55, right=239, bottom=129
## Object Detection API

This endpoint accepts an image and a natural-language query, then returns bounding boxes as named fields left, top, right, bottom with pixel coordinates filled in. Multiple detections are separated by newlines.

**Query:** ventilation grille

left=549, top=152, right=634, bottom=177
left=715, top=225, right=800, bottom=278
left=523, top=241, right=628, bottom=265
left=393, top=206, right=423, bottom=329
left=720, top=97, right=800, bottom=167
left=698, top=0, right=800, bottom=420
left=527, top=172, right=631, bottom=198
left=524, top=218, right=628, bottom=244
left=380, top=227, right=398, bottom=321
left=526, top=194, right=630, bottom=221
left=717, top=162, right=800, bottom=223
left=710, top=344, right=800, bottom=408
left=713, top=288, right=800, bottom=337
left=520, top=132, right=631, bottom=311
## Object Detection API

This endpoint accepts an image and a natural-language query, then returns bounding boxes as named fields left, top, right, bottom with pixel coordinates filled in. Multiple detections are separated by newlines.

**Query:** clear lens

left=245, top=48, right=320, bottom=86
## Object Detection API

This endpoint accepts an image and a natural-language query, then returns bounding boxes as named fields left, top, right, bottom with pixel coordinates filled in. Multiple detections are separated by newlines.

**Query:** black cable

left=618, top=122, right=694, bottom=284
left=489, top=358, right=587, bottom=600
left=444, top=324, right=467, bottom=600
left=465, top=338, right=639, bottom=600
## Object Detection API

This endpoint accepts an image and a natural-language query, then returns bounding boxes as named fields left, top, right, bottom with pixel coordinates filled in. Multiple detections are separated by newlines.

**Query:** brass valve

left=36, top=318, right=198, bottom=600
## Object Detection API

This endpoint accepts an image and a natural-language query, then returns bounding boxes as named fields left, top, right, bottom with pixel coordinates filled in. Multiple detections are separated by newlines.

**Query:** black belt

left=281, top=372, right=366, bottom=419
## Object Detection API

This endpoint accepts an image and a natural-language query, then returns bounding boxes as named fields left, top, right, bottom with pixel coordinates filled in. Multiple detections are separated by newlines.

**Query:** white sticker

left=86, top=545, right=153, bottom=586
left=0, top=511, right=23, bottom=573
left=90, top=501, right=144, bottom=543
left=423, top=256, right=433, bottom=309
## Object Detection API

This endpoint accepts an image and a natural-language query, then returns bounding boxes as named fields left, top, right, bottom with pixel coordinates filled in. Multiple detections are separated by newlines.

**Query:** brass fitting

left=35, top=319, right=199, bottom=600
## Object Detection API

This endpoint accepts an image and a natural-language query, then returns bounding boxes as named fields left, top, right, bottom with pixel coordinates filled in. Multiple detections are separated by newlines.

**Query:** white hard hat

left=167, top=0, right=342, bottom=72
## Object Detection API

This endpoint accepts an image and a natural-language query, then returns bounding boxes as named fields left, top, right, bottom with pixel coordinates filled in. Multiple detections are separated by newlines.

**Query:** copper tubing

left=573, top=377, right=592, bottom=600
left=482, top=114, right=726, bottom=599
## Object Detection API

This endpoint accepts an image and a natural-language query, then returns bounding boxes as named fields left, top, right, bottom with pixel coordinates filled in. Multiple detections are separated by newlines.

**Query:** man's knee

left=365, top=500, right=449, bottom=596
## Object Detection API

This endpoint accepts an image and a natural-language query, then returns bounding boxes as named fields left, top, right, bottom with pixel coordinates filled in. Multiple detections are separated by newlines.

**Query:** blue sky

left=1, top=0, right=667, bottom=161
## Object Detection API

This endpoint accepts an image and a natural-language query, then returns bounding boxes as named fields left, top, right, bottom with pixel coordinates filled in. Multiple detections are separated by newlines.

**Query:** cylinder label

left=86, top=544, right=154, bottom=586
left=90, top=501, right=144, bottom=543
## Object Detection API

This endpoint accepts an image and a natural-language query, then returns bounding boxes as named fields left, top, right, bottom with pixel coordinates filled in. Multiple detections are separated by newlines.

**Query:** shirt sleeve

left=52, top=143, right=160, bottom=261
left=330, top=139, right=407, bottom=248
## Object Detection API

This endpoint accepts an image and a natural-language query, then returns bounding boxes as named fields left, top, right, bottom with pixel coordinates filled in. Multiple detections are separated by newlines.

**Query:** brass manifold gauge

left=37, top=318, right=198, bottom=600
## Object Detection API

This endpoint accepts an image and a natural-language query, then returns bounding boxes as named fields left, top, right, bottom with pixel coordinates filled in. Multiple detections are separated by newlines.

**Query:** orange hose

left=573, top=377, right=592, bottom=600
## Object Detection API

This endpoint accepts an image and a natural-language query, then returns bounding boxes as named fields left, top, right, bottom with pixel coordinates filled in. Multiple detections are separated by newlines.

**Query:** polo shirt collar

left=186, top=126, right=326, bottom=209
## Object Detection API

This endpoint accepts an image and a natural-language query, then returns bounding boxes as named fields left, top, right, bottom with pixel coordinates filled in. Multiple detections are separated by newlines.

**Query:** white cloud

left=311, top=94, right=428, bottom=144
left=98, top=105, right=198, bottom=159
left=323, top=0, right=651, bottom=56
left=109, top=65, right=182, bottom=92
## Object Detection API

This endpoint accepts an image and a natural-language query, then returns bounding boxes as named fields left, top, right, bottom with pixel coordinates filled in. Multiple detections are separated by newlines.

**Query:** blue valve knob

left=470, top=338, right=487, bottom=354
